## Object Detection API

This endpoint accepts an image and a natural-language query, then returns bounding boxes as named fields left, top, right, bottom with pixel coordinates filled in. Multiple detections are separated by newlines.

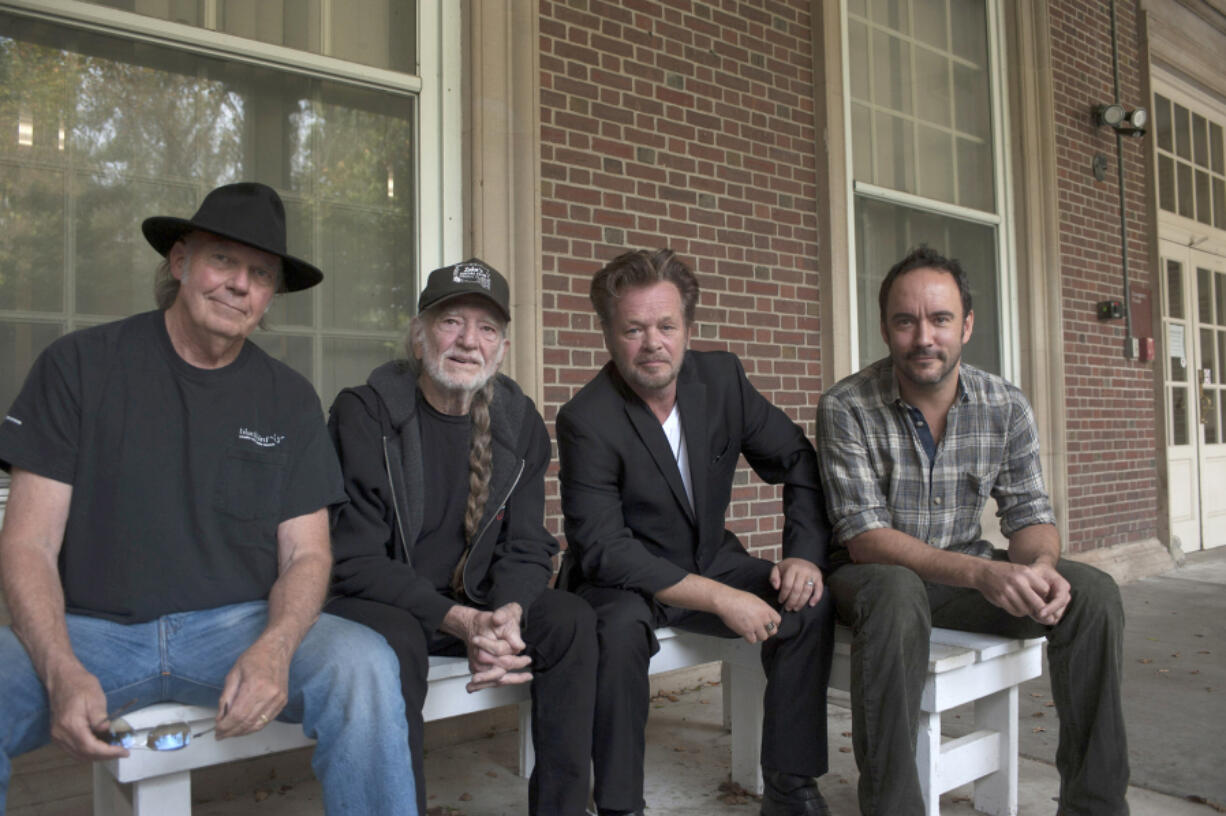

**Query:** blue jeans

left=0, top=601, right=417, bottom=815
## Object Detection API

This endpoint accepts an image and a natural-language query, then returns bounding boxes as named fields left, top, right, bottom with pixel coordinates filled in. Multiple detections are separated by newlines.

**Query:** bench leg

left=92, top=765, right=128, bottom=816
left=916, top=709, right=941, bottom=816
left=972, top=686, right=1019, bottom=816
left=92, top=766, right=192, bottom=816
left=725, top=660, right=765, bottom=795
left=518, top=698, right=535, bottom=779
left=133, top=772, right=193, bottom=816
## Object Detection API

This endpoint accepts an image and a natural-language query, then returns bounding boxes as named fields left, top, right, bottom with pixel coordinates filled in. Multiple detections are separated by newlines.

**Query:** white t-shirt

left=661, top=402, right=694, bottom=510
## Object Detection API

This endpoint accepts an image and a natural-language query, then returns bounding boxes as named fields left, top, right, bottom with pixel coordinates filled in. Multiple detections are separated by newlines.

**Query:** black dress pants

left=576, top=553, right=835, bottom=814
left=326, top=588, right=598, bottom=815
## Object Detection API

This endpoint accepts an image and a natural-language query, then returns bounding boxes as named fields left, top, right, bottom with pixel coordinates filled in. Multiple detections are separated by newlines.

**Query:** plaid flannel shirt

left=816, top=358, right=1055, bottom=561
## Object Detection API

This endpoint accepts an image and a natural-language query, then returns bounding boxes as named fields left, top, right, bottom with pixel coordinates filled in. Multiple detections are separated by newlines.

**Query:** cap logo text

left=453, top=264, right=491, bottom=290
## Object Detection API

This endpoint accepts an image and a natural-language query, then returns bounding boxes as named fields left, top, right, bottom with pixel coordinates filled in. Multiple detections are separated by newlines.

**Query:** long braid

left=451, top=377, right=496, bottom=597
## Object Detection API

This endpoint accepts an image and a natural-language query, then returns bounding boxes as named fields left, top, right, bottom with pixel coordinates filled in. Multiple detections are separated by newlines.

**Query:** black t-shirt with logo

left=0, top=310, right=345, bottom=623
left=415, top=393, right=470, bottom=593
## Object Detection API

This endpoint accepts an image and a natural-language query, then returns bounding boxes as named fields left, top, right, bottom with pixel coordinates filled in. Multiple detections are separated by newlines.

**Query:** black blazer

left=556, top=350, right=830, bottom=596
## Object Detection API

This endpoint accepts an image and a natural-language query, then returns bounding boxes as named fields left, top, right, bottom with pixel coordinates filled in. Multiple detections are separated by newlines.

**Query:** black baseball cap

left=418, top=258, right=511, bottom=322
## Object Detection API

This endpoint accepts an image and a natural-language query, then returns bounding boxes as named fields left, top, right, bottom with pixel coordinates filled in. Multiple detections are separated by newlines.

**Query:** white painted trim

left=0, top=0, right=423, bottom=95
left=417, top=0, right=464, bottom=283
left=854, top=181, right=1002, bottom=226
left=987, top=0, right=1019, bottom=384
left=839, top=0, right=860, bottom=370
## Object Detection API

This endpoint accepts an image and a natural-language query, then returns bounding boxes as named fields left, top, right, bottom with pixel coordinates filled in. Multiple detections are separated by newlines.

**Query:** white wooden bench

left=640, top=625, right=1045, bottom=816
left=92, top=626, right=1044, bottom=816
left=91, top=655, right=535, bottom=816
left=827, top=627, right=1046, bottom=816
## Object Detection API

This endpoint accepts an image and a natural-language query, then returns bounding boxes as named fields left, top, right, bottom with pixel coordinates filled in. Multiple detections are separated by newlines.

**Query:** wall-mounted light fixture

left=1093, top=103, right=1148, bottom=137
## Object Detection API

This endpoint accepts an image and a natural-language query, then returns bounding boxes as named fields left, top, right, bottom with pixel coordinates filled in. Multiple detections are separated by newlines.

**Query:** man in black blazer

left=557, top=249, right=835, bottom=816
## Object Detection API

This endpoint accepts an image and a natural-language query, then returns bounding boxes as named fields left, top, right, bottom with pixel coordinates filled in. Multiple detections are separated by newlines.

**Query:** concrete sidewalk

left=191, top=549, right=1225, bottom=816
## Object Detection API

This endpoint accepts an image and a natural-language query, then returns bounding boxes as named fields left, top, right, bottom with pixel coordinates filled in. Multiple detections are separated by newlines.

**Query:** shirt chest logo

left=238, top=427, right=286, bottom=448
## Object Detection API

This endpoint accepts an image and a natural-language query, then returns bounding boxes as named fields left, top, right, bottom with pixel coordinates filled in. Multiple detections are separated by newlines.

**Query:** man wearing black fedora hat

left=0, top=182, right=418, bottom=815
left=325, top=258, right=598, bottom=815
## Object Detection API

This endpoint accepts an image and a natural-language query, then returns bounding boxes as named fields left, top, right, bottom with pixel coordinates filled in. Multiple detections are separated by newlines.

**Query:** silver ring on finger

left=764, top=621, right=777, bottom=634
left=805, top=579, right=815, bottom=587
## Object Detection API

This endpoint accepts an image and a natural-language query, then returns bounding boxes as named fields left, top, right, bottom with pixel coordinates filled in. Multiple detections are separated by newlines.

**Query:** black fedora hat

left=142, top=182, right=323, bottom=292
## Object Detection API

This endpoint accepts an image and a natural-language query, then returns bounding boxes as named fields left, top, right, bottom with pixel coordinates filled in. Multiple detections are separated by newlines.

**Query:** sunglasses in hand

left=92, top=699, right=215, bottom=751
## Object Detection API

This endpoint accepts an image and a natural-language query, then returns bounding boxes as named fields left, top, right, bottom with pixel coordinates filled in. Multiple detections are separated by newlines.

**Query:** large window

left=846, top=0, right=1009, bottom=374
left=1154, top=91, right=1226, bottom=231
left=0, top=0, right=445, bottom=420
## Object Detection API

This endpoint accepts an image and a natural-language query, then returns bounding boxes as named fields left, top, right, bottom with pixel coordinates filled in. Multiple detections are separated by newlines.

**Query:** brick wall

left=537, top=0, right=823, bottom=558
left=1049, top=0, right=1160, bottom=551
left=537, top=0, right=1163, bottom=558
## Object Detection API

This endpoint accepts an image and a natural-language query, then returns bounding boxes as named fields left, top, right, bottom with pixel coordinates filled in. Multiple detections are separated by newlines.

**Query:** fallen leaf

left=667, top=694, right=679, bottom=702
left=1199, top=649, right=1211, bottom=654
left=717, top=779, right=759, bottom=805
left=1033, top=727, right=1046, bottom=733
left=1029, top=692, right=1044, bottom=698
left=254, top=790, right=270, bottom=803
left=841, top=731, right=852, bottom=737
left=839, top=746, right=852, bottom=753
left=1138, top=658, right=1153, bottom=664
left=1031, top=712, right=1045, bottom=718
left=1158, top=669, right=1170, bottom=674
left=458, top=793, right=472, bottom=802
left=485, top=771, right=497, bottom=778
left=1172, top=652, right=1181, bottom=658
left=1184, top=795, right=1226, bottom=813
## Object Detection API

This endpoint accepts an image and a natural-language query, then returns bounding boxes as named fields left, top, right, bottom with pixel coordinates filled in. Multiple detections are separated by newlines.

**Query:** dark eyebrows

left=887, top=309, right=956, bottom=323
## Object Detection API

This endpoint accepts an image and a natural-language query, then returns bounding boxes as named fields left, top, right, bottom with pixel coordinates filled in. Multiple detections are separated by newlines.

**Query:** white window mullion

left=416, top=0, right=463, bottom=283
left=986, top=0, right=1018, bottom=383
left=841, top=0, right=862, bottom=369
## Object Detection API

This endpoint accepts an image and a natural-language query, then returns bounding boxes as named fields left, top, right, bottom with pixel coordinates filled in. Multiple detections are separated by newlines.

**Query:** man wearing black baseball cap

left=326, top=258, right=598, bottom=815
left=0, top=182, right=417, bottom=815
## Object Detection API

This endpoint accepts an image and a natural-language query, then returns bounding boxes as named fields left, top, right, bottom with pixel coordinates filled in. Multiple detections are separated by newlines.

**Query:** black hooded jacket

left=328, top=360, right=557, bottom=633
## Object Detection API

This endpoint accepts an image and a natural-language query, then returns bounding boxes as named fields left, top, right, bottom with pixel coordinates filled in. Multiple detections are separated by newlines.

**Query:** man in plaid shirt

left=816, top=246, right=1128, bottom=816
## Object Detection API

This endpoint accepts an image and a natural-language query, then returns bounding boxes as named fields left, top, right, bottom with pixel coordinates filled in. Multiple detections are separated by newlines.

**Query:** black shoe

left=760, top=769, right=830, bottom=816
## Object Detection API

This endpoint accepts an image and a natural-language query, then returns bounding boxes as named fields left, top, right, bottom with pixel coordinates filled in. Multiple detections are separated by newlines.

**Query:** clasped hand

left=977, top=559, right=1071, bottom=626
left=462, top=602, right=533, bottom=692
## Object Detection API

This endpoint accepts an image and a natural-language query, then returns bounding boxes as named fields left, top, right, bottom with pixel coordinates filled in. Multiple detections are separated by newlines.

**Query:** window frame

left=0, top=0, right=463, bottom=494
left=2, top=0, right=462, bottom=280
left=1152, top=69, right=1226, bottom=246
left=839, top=0, right=1019, bottom=382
